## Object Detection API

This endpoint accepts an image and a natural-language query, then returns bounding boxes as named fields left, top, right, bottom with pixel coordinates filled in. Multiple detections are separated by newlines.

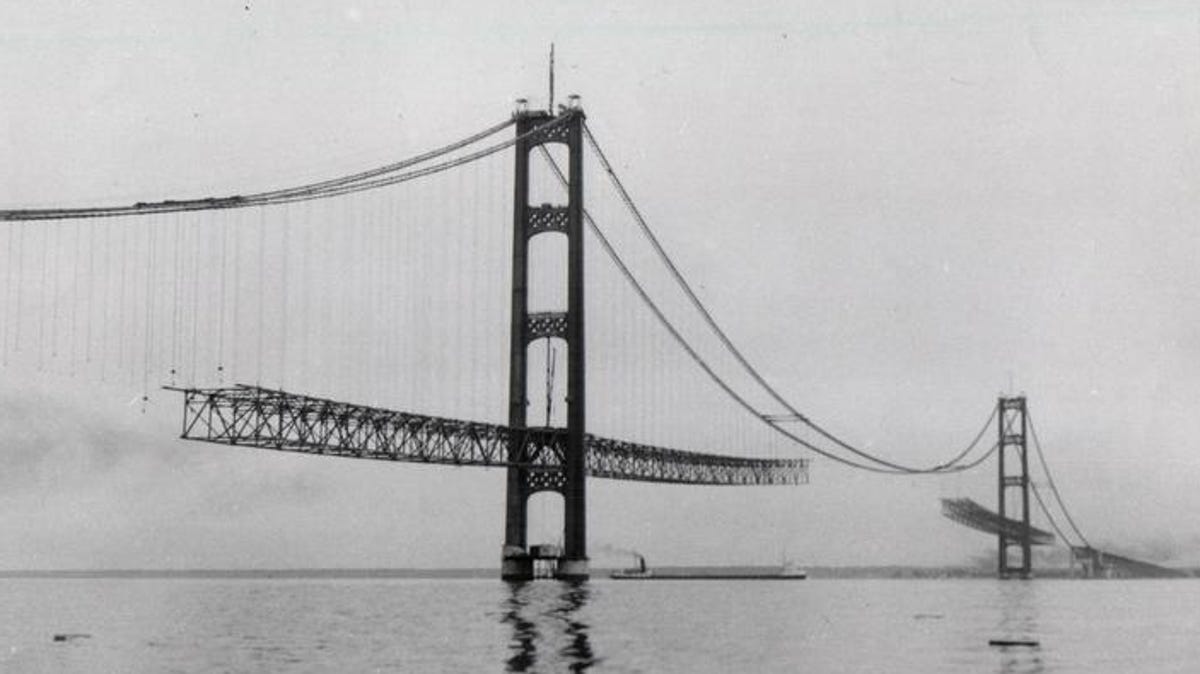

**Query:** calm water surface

left=1, top=577, right=1198, bottom=672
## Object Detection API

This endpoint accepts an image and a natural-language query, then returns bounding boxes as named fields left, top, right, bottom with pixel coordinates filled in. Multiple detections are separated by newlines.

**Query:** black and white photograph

left=1, top=1, right=1198, bottom=671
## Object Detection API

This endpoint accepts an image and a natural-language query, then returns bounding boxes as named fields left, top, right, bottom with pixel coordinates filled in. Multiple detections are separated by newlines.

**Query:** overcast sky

left=1, top=1, right=1198, bottom=570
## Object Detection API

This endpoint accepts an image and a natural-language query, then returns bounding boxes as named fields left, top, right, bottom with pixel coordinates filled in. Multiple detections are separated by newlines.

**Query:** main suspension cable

left=581, top=123, right=995, bottom=473
left=248, top=118, right=514, bottom=202
left=246, top=120, right=567, bottom=207
left=1028, top=413, right=1092, bottom=548
left=538, top=145, right=993, bottom=474
left=955, top=440, right=1000, bottom=471
left=0, top=116, right=532, bottom=221
left=1030, top=480, right=1075, bottom=547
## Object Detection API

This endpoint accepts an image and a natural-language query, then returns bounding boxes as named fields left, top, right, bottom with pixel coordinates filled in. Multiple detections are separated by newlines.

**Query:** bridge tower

left=997, top=396, right=1032, bottom=579
left=502, top=100, right=588, bottom=581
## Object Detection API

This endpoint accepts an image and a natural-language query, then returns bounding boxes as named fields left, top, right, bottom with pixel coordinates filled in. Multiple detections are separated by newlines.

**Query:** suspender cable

left=300, top=201, right=311, bottom=393
left=2, top=225, right=10, bottom=363
left=217, top=214, right=229, bottom=381
left=257, top=205, right=266, bottom=385
left=117, top=222, right=129, bottom=381
left=142, top=221, right=156, bottom=402
left=14, top=224, right=23, bottom=353
left=44, top=224, right=54, bottom=365
left=85, top=221, right=95, bottom=366
left=70, top=220, right=81, bottom=373
left=280, top=202, right=290, bottom=390
left=189, top=217, right=201, bottom=384
left=50, top=223, right=61, bottom=361
left=37, top=222, right=49, bottom=369
left=2, top=224, right=10, bottom=362
left=169, top=212, right=182, bottom=385
left=98, top=222, right=109, bottom=381
left=369, top=195, right=379, bottom=401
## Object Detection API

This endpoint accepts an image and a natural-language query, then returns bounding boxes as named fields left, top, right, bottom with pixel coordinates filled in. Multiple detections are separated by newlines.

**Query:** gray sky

left=1, top=1, right=1198, bottom=570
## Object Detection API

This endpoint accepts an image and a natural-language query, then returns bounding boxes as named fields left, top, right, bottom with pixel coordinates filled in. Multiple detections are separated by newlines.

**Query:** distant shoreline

left=0, top=568, right=493, bottom=580
left=2, top=565, right=1193, bottom=580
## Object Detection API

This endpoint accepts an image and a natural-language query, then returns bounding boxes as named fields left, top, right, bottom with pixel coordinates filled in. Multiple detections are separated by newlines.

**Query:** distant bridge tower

left=502, top=99, right=588, bottom=581
left=997, top=396, right=1032, bottom=579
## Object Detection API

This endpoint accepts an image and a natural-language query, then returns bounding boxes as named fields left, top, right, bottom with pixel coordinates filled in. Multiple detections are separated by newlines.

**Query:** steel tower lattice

left=997, top=396, right=1032, bottom=579
left=503, top=103, right=588, bottom=581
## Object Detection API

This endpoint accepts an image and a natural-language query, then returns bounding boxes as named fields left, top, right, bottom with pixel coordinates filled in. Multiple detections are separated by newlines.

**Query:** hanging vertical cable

left=99, top=221, right=110, bottom=382
left=228, top=211, right=240, bottom=384
left=300, top=199, right=311, bottom=394
left=169, top=212, right=181, bottom=385
left=37, top=222, right=50, bottom=370
left=256, top=205, right=266, bottom=385
left=216, top=212, right=229, bottom=384
left=141, top=220, right=156, bottom=407
left=84, top=219, right=96, bottom=368
left=118, top=220, right=132, bottom=383
left=369, top=191, right=379, bottom=402
left=69, top=220, right=81, bottom=375
left=3, top=223, right=12, bottom=364
left=189, top=216, right=201, bottom=384
left=280, top=202, right=290, bottom=390
left=14, top=223, right=24, bottom=357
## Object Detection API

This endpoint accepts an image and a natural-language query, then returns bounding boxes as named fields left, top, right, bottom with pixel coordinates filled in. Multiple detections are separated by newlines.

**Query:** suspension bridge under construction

left=0, top=98, right=1181, bottom=580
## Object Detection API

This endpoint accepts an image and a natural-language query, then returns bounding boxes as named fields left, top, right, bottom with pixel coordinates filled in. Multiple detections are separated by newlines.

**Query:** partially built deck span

left=940, top=498, right=1056, bottom=545
left=170, top=385, right=809, bottom=486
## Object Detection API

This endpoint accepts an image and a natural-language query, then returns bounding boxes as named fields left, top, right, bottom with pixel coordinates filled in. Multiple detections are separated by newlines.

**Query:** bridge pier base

left=555, top=558, right=588, bottom=581
left=501, top=548, right=535, bottom=582
left=500, top=548, right=587, bottom=582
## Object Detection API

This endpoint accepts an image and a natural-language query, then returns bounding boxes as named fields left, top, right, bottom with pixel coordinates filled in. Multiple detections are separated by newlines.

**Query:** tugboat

left=610, top=553, right=653, bottom=579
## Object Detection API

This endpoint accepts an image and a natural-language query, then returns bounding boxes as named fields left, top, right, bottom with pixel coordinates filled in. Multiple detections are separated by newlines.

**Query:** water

left=2, top=576, right=1198, bottom=672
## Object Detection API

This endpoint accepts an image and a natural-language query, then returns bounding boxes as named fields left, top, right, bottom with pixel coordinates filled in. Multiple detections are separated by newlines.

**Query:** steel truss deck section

left=940, top=498, right=1055, bottom=546
left=1070, top=546, right=1186, bottom=579
left=173, top=385, right=808, bottom=486
left=587, top=436, right=806, bottom=485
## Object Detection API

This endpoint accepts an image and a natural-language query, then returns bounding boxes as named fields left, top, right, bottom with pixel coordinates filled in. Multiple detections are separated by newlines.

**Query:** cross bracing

left=174, top=385, right=808, bottom=486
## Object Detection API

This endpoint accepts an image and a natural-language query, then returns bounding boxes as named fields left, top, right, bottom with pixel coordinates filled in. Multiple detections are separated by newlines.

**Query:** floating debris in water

left=53, top=633, right=91, bottom=642
left=989, top=639, right=1039, bottom=647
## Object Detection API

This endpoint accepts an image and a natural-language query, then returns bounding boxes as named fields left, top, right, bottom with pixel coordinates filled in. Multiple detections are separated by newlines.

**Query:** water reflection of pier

left=502, top=581, right=596, bottom=672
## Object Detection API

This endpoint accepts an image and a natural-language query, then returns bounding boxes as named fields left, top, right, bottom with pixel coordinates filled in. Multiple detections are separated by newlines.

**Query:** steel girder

left=172, top=385, right=808, bottom=486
